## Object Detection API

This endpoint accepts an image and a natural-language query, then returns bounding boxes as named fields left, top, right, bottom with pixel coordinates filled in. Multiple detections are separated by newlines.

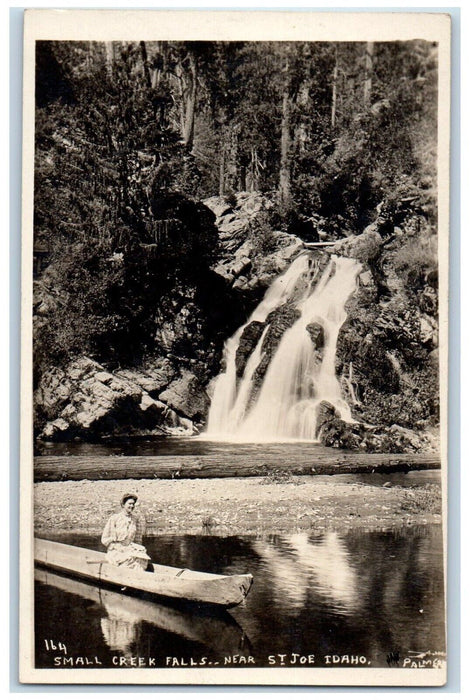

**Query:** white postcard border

left=19, top=8, right=451, bottom=687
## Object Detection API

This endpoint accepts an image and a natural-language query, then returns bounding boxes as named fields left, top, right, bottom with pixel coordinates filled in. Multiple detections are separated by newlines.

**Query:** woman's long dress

left=101, top=511, right=150, bottom=570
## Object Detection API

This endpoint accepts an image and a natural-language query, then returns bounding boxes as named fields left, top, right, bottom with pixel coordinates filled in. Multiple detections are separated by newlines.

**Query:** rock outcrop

left=235, top=321, right=266, bottom=379
left=332, top=227, right=382, bottom=263
left=35, top=356, right=208, bottom=442
left=159, top=370, right=210, bottom=422
left=314, top=400, right=437, bottom=453
left=332, top=223, right=440, bottom=451
left=306, top=322, right=324, bottom=351
left=248, top=303, right=301, bottom=406
left=315, top=401, right=363, bottom=450
left=206, top=192, right=305, bottom=291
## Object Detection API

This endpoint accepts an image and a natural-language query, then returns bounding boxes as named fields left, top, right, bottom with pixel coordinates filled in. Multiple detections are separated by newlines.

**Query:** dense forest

left=33, top=40, right=440, bottom=451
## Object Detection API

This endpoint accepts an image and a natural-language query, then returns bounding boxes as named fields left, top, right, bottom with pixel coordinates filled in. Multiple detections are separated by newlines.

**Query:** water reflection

left=35, top=569, right=250, bottom=657
left=100, top=608, right=136, bottom=655
left=252, top=532, right=359, bottom=614
left=36, top=436, right=346, bottom=457
left=289, top=532, right=359, bottom=612
left=35, top=527, right=445, bottom=668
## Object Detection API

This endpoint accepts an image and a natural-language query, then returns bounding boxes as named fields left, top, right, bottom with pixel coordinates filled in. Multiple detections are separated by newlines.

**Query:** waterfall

left=205, top=253, right=361, bottom=442
left=206, top=254, right=312, bottom=435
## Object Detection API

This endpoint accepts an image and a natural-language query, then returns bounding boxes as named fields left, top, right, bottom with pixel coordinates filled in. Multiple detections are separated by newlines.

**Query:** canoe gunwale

left=34, top=538, right=253, bottom=608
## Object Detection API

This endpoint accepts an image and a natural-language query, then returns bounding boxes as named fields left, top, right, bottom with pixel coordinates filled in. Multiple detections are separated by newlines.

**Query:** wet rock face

left=248, top=303, right=301, bottom=406
left=263, top=304, right=301, bottom=352
left=315, top=401, right=363, bottom=450
left=306, top=322, right=324, bottom=350
left=235, top=321, right=266, bottom=379
left=315, top=401, right=339, bottom=432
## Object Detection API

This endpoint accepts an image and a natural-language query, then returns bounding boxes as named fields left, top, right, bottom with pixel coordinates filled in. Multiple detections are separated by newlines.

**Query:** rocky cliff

left=316, top=220, right=439, bottom=452
left=206, top=191, right=305, bottom=290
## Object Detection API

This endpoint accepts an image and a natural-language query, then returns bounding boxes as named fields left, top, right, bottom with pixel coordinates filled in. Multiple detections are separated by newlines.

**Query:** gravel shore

left=34, top=473, right=442, bottom=537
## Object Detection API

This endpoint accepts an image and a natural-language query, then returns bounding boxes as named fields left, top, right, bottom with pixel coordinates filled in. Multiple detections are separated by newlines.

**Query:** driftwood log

left=34, top=453, right=440, bottom=482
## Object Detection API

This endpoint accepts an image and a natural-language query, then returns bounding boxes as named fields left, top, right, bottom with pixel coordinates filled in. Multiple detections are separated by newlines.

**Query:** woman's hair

left=121, top=493, right=138, bottom=507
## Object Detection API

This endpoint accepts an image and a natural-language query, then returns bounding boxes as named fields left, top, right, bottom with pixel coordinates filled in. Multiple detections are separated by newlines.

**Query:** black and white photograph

left=20, top=9, right=450, bottom=685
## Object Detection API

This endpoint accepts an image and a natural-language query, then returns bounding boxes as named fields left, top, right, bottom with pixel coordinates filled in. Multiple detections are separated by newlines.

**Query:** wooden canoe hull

left=34, top=538, right=253, bottom=608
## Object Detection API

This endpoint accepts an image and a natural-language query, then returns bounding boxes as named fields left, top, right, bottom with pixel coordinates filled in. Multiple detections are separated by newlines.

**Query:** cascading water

left=206, top=255, right=312, bottom=435
left=205, top=253, right=361, bottom=441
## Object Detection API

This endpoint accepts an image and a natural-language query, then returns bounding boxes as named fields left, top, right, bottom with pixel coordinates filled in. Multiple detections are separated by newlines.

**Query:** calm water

left=35, top=527, right=445, bottom=669
left=36, top=436, right=351, bottom=457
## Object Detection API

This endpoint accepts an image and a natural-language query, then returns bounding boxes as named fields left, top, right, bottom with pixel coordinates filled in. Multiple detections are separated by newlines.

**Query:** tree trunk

left=250, top=148, right=263, bottom=192
left=227, top=126, right=239, bottom=191
left=87, top=41, right=93, bottom=70
left=149, top=41, right=163, bottom=89
left=331, top=44, right=338, bottom=128
left=295, top=83, right=310, bottom=153
left=105, top=42, right=114, bottom=80
left=363, top=42, right=374, bottom=107
left=140, top=41, right=151, bottom=89
left=182, top=52, right=197, bottom=150
left=219, top=141, right=225, bottom=197
left=34, top=453, right=441, bottom=482
left=279, top=56, right=291, bottom=204
left=239, top=165, right=247, bottom=192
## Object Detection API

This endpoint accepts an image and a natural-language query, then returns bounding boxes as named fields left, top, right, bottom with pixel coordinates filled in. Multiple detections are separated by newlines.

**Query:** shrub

left=392, top=233, right=438, bottom=289
left=224, top=188, right=238, bottom=209
left=248, top=210, right=277, bottom=257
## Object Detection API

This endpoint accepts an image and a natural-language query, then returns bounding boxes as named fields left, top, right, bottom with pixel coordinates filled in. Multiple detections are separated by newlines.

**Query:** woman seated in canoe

left=101, top=493, right=150, bottom=571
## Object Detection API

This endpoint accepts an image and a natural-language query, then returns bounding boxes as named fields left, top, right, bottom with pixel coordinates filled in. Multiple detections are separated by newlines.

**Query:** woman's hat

left=121, top=493, right=138, bottom=506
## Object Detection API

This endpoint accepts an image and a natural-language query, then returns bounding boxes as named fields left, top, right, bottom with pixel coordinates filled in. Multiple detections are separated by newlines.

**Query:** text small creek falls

left=206, top=253, right=362, bottom=441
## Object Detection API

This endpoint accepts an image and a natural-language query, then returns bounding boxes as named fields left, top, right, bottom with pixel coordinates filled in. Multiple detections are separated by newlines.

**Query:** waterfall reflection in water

left=252, top=532, right=360, bottom=614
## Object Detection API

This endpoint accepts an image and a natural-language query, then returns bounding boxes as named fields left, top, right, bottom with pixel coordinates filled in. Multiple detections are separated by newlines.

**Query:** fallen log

left=34, top=453, right=441, bottom=482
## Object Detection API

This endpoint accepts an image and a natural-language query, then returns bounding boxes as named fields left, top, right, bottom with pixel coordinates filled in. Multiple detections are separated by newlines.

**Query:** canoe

left=34, top=538, right=253, bottom=608
left=35, top=568, right=252, bottom=655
